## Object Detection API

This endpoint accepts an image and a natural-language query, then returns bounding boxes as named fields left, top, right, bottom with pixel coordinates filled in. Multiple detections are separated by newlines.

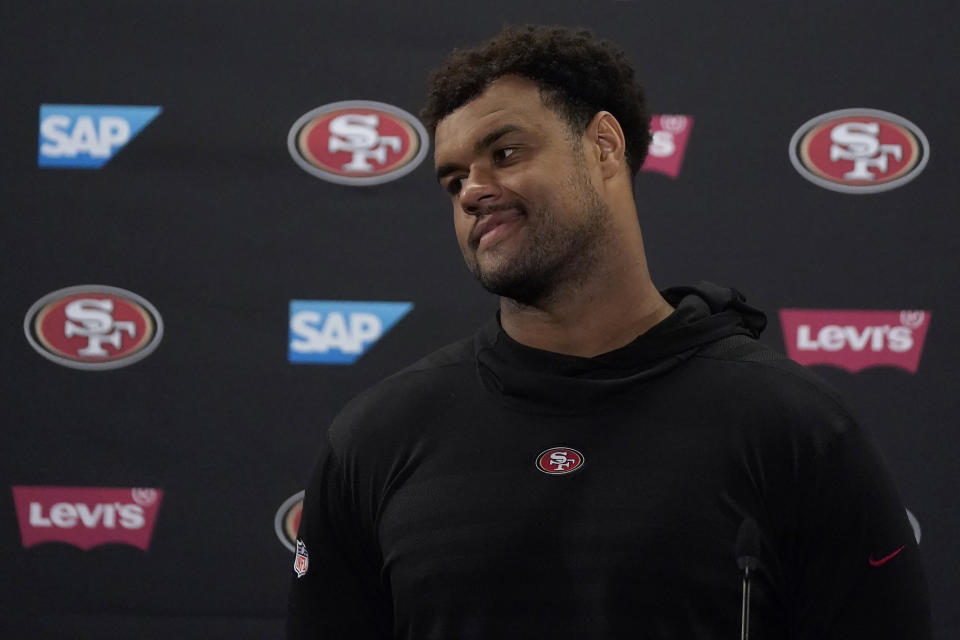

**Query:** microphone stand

left=735, top=518, right=760, bottom=640
left=740, top=563, right=752, bottom=640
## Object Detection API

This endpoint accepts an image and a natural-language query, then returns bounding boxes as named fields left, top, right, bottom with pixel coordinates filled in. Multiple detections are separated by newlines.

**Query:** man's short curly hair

left=421, top=25, right=652, bottom=176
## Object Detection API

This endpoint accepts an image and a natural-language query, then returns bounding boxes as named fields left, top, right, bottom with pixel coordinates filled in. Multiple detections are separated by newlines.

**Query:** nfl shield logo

left=294, top=539, right=309, bottom=578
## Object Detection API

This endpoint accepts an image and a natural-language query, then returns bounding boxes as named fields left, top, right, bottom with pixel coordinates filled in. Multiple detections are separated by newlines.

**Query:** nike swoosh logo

left=869, top=545, right=905, bottom=567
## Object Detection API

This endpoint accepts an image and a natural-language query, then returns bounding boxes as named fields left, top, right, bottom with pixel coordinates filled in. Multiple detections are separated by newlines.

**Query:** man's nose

left=460, top=168, right=501, bottom=216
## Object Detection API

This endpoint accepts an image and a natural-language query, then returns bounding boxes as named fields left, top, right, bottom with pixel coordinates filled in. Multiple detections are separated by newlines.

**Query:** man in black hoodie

left=288, top=26, right=931, bottom=639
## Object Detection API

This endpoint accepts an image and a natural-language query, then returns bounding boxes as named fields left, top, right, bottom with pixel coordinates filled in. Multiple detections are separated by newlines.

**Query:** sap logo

left=38, top=104, right=162, bottom=168
left=288, top=300, right=412, bottom=364
left=780, top=309, right=930, bottom=373
left=11, top=486, right=163, bottom=550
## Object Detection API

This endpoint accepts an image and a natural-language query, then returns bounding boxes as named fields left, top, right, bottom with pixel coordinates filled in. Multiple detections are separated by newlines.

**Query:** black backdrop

left=2, top=1, right=958, bottom=637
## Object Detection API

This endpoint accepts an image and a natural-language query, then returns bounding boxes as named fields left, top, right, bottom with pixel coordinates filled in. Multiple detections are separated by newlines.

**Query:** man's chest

left=373, top=404, right=781, bottom=635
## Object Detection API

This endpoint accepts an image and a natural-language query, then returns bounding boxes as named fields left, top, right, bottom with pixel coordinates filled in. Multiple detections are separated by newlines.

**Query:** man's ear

left=589, top=111, right=627, bottom=180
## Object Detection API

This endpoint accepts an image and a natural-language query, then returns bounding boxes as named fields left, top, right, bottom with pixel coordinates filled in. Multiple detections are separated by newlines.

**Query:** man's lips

left=470, top=208, right=524, bottom=250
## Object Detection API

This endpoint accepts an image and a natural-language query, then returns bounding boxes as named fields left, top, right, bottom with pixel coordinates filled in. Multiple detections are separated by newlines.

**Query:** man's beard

left=464, top=164, right=611, bottom=308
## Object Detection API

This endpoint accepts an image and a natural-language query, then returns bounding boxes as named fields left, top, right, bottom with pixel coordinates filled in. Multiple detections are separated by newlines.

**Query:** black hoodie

left=475, top=282, right=766, bottom=412
left=288, top=283, right=930, bottom=640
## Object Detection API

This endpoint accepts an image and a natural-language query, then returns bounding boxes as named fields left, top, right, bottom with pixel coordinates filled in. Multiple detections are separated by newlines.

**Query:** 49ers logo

left=24, top=285, right=163, bottom=370
left=274, top=490, right=304, bottom=552
left=536, top=447, right=585, bottom=475
left=287, top=100, right=429, bottom=186
left=789, top=108, right=929, bottom=194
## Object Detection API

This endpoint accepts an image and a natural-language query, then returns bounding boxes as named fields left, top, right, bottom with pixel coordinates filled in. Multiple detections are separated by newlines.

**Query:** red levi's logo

left=641, top=115, right=694, bottom=178
left=779, top=310, right=931, bottom=373
left=12, top=487, right=163, bottom=550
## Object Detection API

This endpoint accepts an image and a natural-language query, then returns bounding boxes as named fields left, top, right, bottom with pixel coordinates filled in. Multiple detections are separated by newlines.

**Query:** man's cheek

left=453, top=217, right=472, bottom=249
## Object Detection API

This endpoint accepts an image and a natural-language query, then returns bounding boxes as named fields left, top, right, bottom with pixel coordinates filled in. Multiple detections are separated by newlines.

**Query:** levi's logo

left=641, top=115, right=694, bottom=178
left=779, top=310, right=930, bottom=373
left=12, top=486, right=163, bottom=550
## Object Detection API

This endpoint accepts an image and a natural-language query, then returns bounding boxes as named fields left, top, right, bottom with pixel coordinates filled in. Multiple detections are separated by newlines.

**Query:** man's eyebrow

left=435, top=124, right=523, bottom=183
left=473, top=124, right=522, bottom=155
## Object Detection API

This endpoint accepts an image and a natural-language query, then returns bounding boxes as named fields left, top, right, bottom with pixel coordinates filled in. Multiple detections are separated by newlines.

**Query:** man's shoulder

left=696, top=334, right=845, bottom=400
left=327, top=334, right=477, bottom=451
left=692, top=334, right=857, bottom=448
left=388, top=333, right=477, bottom=379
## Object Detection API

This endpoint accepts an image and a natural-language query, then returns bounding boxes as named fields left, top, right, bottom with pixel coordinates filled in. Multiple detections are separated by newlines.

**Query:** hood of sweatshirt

left=473, top=282, right=767, bottom=413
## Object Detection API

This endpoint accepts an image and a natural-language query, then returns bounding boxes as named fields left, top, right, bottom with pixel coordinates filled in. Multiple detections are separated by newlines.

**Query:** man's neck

left=498, top=258, right=674, bottom=358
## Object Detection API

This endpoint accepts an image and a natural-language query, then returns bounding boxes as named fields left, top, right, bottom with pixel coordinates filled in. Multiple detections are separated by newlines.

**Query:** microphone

left=735, top=518, right=761, bottom=640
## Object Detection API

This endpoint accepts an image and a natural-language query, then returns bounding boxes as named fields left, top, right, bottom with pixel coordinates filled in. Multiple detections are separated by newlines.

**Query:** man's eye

left=494, top=147, right=516, bottom=162
left=445, top=178, right=463, bottom=196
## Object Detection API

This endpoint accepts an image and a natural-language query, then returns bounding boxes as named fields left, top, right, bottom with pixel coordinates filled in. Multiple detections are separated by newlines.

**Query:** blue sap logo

left=38, top=104, right=162, bottom=168
left=288, top=300, right=413, bottom=365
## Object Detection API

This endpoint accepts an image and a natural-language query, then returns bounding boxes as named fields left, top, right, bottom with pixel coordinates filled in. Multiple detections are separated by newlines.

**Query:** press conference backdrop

left=2, top=1, right=957, bottom=637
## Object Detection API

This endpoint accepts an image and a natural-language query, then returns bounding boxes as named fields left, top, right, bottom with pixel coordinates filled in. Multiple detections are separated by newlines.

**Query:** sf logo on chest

left=536, top=447, right=585, bottom=475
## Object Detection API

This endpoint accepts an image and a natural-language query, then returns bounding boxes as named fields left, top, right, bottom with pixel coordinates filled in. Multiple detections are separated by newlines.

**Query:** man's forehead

left=434, top=77, right=548, bottom=156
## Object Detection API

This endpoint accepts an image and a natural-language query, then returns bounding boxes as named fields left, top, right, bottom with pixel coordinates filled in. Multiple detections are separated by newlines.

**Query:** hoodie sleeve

left=286, top=434, right=392, bottom=639
left=789, top=421, right=931, bottom=639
